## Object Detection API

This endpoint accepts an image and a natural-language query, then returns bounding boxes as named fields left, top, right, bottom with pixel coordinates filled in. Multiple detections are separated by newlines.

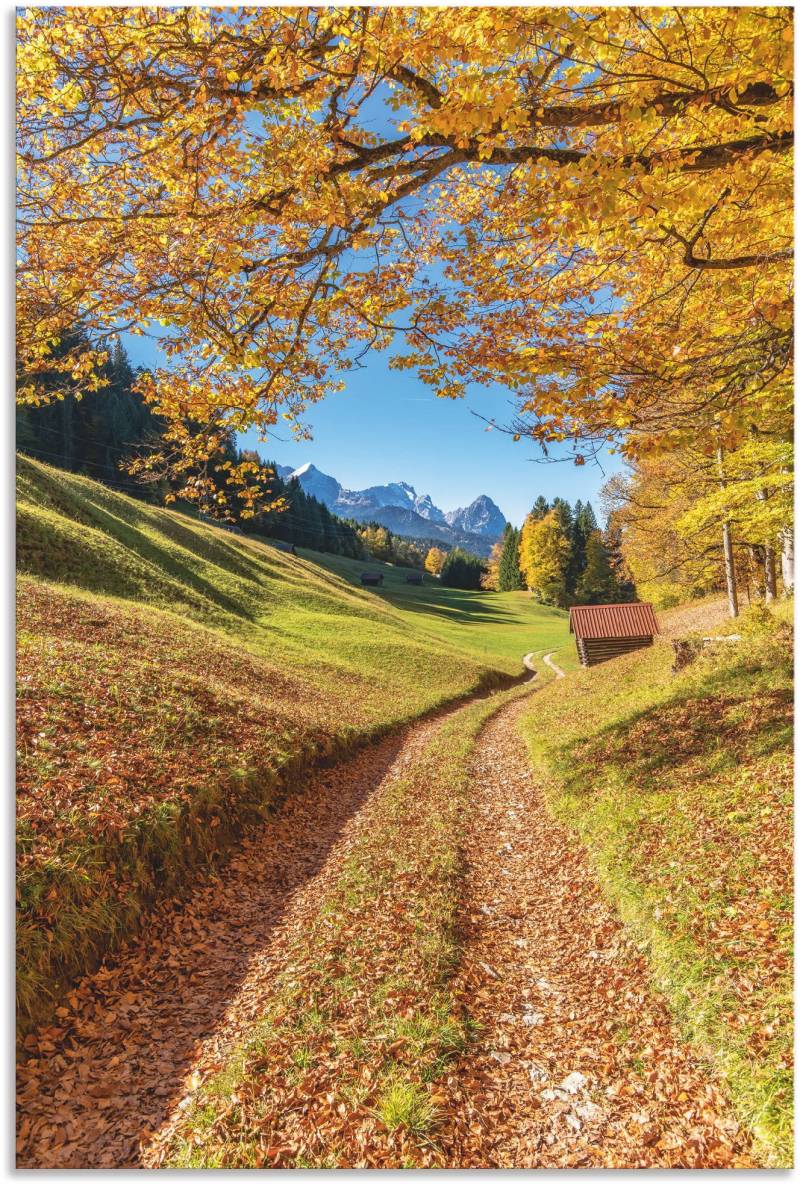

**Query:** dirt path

left=18, top=682, right=751, bottom=1169
left=522, top=650, right=565, bottom=681
left=438, top=697, right=751, bottom=1168
left=542, top=651, right=566, bottom=678
left=16, top=706, right=457, bottom=1169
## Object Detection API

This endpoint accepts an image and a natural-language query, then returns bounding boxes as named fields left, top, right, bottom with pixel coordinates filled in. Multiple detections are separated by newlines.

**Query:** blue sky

left=124, top=331, right=621, bottom=527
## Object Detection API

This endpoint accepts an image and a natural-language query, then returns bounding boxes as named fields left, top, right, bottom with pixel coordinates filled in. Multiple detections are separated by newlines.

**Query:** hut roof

left=569, top=603, right=659, bottom=640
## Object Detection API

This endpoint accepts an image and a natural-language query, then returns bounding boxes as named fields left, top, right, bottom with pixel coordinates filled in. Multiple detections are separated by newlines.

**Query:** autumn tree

left=16, top=8, right=793, bottom=512
left=575, top=531, right=620, bottom=605
left=480, top=541, right=502, bottom=591
left=519, top=510, right=571, bottom=607
left=424, top=546, right=446, bottom=577
left=599, top=433, right=793, bottom=612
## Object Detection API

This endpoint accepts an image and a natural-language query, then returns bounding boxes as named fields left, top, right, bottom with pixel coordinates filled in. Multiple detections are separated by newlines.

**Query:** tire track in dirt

left=16, top=699, right=472, bottom=1169
left=542, top=651, right=566, bottom=678
left=438, top=695, right=753, bottom=1168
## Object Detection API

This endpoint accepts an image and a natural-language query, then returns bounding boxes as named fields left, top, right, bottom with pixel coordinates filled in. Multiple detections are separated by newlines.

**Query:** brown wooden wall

left=575, top=635, right=654, bottom=668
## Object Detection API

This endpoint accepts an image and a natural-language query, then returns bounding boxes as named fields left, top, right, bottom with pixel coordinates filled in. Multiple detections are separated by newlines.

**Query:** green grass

left=16, top=455, right=570, bottom=1034
left=518, top=602, right=793, bottom=1166
left=306, top=550, right=578, bottom=674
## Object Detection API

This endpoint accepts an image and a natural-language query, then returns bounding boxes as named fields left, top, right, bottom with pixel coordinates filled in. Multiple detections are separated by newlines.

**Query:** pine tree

left=498, top=524, right=524, bottom=591
left=530, top=495, right=550, bottom=521
left=604, top=519, right=637, bottom=602
left=551, top=497, right=573, bottom=535
left=564, top=500, right=600, bottom=599
left=578, top=501, right=598, bottom=536
left=441, top=548, right=485, bottom=590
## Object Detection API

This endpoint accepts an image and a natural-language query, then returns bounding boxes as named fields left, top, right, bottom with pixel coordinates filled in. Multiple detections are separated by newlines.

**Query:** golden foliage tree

left=519, top=510, right=571, bottom=606
left=424, top=546, right=446, bottom=577
left=17, top=7, right=793, bottom=508
left=602, top=436, right=793, bottom=610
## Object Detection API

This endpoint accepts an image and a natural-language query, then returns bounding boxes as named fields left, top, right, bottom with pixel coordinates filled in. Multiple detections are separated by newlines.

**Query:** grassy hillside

left=518, top=601, right=793, bottom=1165
left=309, top=551, right=578, bottom=673
left=16, top=455, right=570, bottom=1033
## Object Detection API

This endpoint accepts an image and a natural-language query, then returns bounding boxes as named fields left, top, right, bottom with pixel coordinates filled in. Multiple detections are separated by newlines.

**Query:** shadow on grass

left=379, top=588, right=519, bottom=627
left=558, top=685, right=792, bottom=797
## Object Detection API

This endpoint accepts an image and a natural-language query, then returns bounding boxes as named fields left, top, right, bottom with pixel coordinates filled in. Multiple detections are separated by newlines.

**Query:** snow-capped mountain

left=281, top=462, right=342, bottom=507
left=445, top=494, right=507, bottom=539
left=276, top=462, right=507, bottom=555
left=412, top=492, right=447, bottom=524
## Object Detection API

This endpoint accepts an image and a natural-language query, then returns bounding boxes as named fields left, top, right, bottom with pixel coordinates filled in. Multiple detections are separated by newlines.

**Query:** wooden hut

left=405, top=572, right=423, bottom=585
left=569, top=603, right=659, bottom=668
left=360, top=571, right=384, bottom=586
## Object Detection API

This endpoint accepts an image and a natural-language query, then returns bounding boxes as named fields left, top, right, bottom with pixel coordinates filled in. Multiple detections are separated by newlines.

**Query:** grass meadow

left=16, top=455, right=570, bottom=1034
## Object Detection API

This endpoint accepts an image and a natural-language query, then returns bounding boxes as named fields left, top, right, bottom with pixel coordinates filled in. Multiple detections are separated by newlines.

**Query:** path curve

left=543, top=650, right=566, bottom=678
left=521, top=652, right=538, bottom=682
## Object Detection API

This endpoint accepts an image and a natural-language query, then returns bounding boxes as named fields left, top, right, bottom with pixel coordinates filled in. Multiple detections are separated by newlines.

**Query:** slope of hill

left=16, top=455, right=571, bottom=1034
left=518, top=600, right=793, bottom=1165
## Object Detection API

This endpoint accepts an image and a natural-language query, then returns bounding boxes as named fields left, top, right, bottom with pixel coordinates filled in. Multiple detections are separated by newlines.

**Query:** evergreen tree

left=577, top=501, right=598, bottom=536
left=564, top=500, right=600, bottom=599
left=16, top=328, right=165, bottom=498
left=601, top=519, right=637, bottom=602
left=530, top=495, right=550, bottom=521
left=551, top=497, right=573, bottom=535
left=497, top=524, right=524, bottom=591
left=440, top=547, right=485, bottom=590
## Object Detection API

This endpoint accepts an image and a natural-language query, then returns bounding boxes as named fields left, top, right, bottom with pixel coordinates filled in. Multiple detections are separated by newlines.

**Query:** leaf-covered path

left=17, top=685, right=751, bottom=1168
left=16, top=707, right=452, bottom=1168
left=438, top=697, right=752, bottom=1167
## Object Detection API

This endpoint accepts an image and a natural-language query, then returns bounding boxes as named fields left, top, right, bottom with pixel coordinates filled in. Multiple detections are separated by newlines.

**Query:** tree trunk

left=780, top=527, right=794, bottom=592
left=764, top=545, right=777, bottom=602
left=757, top=487, right=777, bottom=601
left=717, top=445, right=738, bottom=618
left=721, top=521, right=739, bottom=618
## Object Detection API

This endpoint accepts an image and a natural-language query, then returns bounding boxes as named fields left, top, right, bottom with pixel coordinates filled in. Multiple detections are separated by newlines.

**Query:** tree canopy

left=17, top=7, right=793, bottom=508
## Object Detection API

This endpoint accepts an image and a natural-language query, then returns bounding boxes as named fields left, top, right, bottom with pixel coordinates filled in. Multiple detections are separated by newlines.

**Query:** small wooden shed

left=405, top=572, right=423, bottom=585
left=569, top=603, right=659, bottom=668
left=360, top=571, right=384, bottom=586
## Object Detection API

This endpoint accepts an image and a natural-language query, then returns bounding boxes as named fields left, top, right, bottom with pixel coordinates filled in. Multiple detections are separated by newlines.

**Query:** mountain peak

left=280, top=462, right=507, bottom=551
left=445, top=494, right=506, bottom=539
left=287, top=463, right=342, bottom=505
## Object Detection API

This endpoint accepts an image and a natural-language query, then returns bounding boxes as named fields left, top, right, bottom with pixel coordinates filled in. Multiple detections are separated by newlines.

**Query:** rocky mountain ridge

left=275, top=462, right=507, bottom=555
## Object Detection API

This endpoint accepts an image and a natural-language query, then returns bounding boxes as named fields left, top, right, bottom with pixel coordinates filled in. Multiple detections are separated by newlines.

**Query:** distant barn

left=360, top=571, right=384, bottom=586
left=405, top=572, right=423, bottom=585
left=269, top=540, right=296, bottom=554
left=569, top=603, right=659, bottom=668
